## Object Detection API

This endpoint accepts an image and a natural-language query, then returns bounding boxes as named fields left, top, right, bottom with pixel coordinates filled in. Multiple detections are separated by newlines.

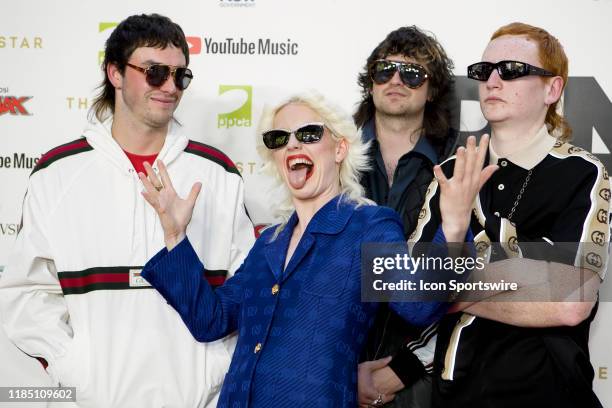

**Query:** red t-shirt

left=123, top=150, right=159, bottom=175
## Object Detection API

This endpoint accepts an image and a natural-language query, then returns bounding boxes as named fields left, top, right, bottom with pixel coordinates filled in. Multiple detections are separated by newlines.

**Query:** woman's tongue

left=288, top=163, right=311, bottom=189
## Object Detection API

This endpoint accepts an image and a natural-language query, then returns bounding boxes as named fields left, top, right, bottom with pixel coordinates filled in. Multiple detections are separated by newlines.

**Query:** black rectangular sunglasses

left=126, top=63, right=194, bottom=90
left=262, top=123, right=325, bottom=149
left=370, top=59, right=429, bottom=89
left=468, top=60, right=554, bottom=81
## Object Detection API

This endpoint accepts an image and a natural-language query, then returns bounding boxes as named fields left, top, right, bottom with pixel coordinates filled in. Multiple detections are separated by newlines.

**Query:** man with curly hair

left=356, top=26, right=457, bottom=408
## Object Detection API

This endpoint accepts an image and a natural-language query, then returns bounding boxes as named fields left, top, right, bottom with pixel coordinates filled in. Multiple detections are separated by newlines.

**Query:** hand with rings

left=370, top=393, right=384, bottom=407
left=358, top=356, right=395, bottom=407
left=139, top=160, right=202, bottom=251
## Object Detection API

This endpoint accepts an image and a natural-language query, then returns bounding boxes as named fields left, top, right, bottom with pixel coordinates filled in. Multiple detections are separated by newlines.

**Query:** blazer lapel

left=263, top=214, right=296, bottom=281
left=281, top=233, right=315, bottom=283
left=263, top=196, right=354, bottom=282
left=282, top=196, right=354, bottom=282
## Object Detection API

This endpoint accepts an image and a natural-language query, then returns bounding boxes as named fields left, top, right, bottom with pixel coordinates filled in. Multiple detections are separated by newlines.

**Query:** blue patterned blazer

left=142, top=196, right=445, bottom=407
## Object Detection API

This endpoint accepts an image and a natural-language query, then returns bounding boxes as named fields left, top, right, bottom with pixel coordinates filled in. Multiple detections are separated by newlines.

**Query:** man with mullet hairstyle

left=0, top=13, right=254, bottom=408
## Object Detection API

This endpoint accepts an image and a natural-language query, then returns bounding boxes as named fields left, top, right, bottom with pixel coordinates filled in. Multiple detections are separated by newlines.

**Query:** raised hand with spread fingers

left=435, top=134, right=498, bottom=242
left=139, top=160, right=202, bottom=251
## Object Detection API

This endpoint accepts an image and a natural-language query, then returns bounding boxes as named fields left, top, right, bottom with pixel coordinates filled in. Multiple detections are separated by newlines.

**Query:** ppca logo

left=218, top=85, right=252, bottom=128
left=98, top=22, right=202, bottom=65
left=98, top=22, right=119, bottom=65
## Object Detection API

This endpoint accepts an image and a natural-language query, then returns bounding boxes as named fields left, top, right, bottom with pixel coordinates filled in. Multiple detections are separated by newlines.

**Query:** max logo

left=218, top=85, right=252, bottom=128
left=0, top=97, right=32, bottom=116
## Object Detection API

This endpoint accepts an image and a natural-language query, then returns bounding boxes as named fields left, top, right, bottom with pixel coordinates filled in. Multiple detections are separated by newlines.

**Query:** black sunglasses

left=370, top=60, right=429, bottom=89
left=467, top=60, right=554, bottom=81
left=126, top=63, right=193, bottom=90
left=262, top=122, right=325, bottom=150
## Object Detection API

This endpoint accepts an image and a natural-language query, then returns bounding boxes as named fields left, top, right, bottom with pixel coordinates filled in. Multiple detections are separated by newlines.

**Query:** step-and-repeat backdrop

left=2, top=0, right=611, bottom=406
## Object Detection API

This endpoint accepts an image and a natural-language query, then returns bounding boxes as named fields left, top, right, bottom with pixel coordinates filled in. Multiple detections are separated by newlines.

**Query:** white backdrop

left=1, top=0, right=611, bottom=406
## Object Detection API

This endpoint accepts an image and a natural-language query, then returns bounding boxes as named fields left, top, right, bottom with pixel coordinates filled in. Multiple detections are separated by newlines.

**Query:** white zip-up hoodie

left=0, top=117, right=255, bottom=407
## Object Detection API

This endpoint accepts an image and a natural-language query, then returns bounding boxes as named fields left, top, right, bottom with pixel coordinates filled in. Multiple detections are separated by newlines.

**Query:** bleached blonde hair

left=256, top=91, right=372, bottom=230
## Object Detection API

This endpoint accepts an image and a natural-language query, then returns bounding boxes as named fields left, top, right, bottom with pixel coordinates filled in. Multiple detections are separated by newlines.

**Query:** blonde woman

left=138, top=92, right=493, bottom=407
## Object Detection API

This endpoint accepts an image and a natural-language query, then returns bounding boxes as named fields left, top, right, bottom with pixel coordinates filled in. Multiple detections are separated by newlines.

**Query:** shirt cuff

left=433, top=225, right=474, bottom=244
left=141, top=236, right=196, bottom=285
left=388, top=348, right=427, bottom=387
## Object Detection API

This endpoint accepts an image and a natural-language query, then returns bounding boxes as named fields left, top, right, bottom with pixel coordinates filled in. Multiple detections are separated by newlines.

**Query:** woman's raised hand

left=139, top=160, right=202, bottom=251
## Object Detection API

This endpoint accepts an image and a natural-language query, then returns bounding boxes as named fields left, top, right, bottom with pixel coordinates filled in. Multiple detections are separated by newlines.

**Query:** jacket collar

left=263, top=195, right=355, bottom=281
left=489, top=125, right=556, bottom=170
left=84, top=116, right=189, bottom=175
left=362, top=118, right=438, bottom=164
left=303, top=195, right=355, bottom=234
